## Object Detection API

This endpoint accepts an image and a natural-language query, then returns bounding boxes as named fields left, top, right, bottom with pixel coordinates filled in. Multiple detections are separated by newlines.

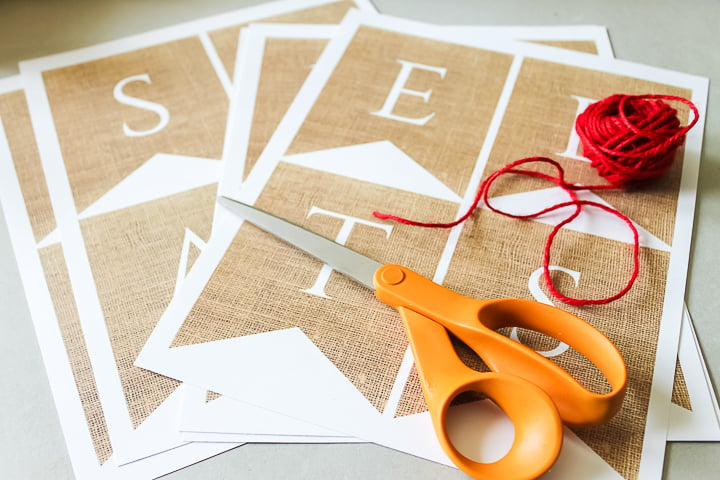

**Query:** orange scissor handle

left=397, top=306, right=563, bottom=480
left=373, top=265, right=627, bottom=427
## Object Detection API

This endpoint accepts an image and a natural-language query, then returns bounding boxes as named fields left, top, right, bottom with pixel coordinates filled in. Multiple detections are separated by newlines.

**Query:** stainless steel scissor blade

left=218, top=196, right=382, bottom=290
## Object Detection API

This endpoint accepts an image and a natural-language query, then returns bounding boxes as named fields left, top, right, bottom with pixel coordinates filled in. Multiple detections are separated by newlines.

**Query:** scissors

left=218, top=196, right=627, bottom=480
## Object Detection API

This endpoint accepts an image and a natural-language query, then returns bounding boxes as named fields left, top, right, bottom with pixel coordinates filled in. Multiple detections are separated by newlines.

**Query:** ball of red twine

left=575, top=94, right=699, bottom=186
left=373, top=94, right=699, bottom=306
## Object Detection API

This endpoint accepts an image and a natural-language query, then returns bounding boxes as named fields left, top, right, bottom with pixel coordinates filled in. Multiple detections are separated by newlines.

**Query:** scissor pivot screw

left=380, top=266, right=406, bottom=285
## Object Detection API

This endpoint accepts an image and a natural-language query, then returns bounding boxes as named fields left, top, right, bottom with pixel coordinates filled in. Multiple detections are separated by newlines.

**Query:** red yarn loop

left=373, top=94, right=699, bottom=306
left=575, top=94, right=699, bottom=186
left=374, top=157, right=640, bottom=306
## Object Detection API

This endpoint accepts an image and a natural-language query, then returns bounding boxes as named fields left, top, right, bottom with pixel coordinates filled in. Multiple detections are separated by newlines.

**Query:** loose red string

left=373, top=94, right=699, bottom=306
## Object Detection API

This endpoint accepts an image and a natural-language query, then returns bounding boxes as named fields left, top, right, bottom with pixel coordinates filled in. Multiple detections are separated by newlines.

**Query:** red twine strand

left=373, top=94, right=699, bottom=306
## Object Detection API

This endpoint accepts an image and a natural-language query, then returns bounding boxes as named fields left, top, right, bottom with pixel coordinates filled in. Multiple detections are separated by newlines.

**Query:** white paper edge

left=667, top=306, right=720, bottom=441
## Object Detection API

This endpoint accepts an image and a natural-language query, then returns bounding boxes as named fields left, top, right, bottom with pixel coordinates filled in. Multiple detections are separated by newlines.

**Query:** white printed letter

left=371, top=60, right=447, bottom=126
left=509, top=266, right=581, bottom=357
left=113, top=74, right=170, bottom=137
left=556, top=95, right=596, bottom=162
left=301, top=207, right=393, bottom=299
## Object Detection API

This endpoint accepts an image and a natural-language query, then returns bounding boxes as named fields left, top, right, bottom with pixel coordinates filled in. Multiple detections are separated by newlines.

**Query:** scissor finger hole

left=437, top=376, right=563, bottom=479
left=445, top=392, right=515, bottom=463
left=499, top=326, right=613, bottom=395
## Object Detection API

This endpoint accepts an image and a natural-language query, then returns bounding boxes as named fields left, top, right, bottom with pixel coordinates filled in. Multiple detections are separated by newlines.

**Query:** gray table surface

left=1, top=1, right=718, bottom=479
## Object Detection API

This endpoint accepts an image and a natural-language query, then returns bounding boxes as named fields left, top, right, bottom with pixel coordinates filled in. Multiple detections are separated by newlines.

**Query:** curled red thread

left=373, top=94, right=698, bottom=306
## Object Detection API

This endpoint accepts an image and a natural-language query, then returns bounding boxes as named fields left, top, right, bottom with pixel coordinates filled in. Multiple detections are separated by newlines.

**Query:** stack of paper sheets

left=0, top=0, right=717, bottom=478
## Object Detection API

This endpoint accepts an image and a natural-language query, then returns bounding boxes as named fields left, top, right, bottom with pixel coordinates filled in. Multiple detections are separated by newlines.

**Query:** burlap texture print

left=262, top=0, right=358, bottom=25
left=163, top=25, right=694, bottom=478
left=672, top=361, right=692, bottom=410
left=432, top=208, right=669, bottom=479
left=664, top=311, right=690, bottom=409
left=32, top=0, right=364, bottom=436
left=391, top=60, right=690, bottom=479
left=39, top=244, right=113, bottom=464
left=286, top=25, right=515, bottom=196
left=240, top=35, right=602, bottom=184
left=173, top=30, right=518, bottom=410
left=206, top=25, right=244, bottom=86
left=80, top=184, right=215, bottom=427
left=481, top=58, right=691, bottom=246
left=0, top=90, right=55, bottom=242
left=41, top=37, right=228, bottom=214
left=38, top=25, right=230, bottom=430
left=1, top=90, right=112, bottom=463
left=532, top=40, right=599, bottom=55
left=206, top=391, right=222, bottom=403
left=206, top=0, right=358, bottom=91
left=239, top=33, right=601, bottom=196
left=488, top=55, right=695, bottom=413
left=244, top=38, right=329, bottom=179
left=174, top=163, right=457, bottom=411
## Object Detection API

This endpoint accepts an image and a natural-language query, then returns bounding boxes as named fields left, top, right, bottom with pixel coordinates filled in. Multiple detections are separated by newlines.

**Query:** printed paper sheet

left=165, top=21, right=718, bottom=445
left=0, top=74, right=237, bottom=480
left=2, top=1, right=376, bottom=478
left=137, top=10, right=708, bottom=480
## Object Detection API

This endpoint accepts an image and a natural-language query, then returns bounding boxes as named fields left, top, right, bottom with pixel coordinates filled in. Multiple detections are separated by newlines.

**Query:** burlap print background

left=286, top=26, right=515, bottom=195
left=241, top=35, right=601, bottom=182
left=533, top=40, right=598, bottom=55
left=5, top=76, right=215, bottom=464
left=478, top=58, right=690, bottom=245
left=38, top=37, right=225, bottom=432
left=34, top=0, right=362, bottom=438
left=0, top=90, right=55, bottom=241
left=208, top=0, right=357, bottom=99
left=39, top=245, right=115, bottom=463
left=171, top=26, right=517, bottom=409
left=174, top=163, right=457, bottom=410
left=0, top=2, right=368, bottom=472
left=158, top=18, right=704, bottom=478
left=243, top=37, right=329, bottom=179
left=672, top=362, right=691, bottom=409
left=79, top=185, right=216, bottom=427
left=384, top=49, right=694, bottom=420
left=483, top=55, right=695, bottom=413
left=174, top=28, right=700, bottom=441
left=0, top=88, right=114, bottom=463
left=432, top=61, right=692, bottom=479
left=41, top=37, right=227, bottom=214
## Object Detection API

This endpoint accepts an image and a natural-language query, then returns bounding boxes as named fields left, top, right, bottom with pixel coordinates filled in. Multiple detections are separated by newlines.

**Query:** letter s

left=509, top=266, right=581, bottom=357
left=113, top=74, right=170, bottom=137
